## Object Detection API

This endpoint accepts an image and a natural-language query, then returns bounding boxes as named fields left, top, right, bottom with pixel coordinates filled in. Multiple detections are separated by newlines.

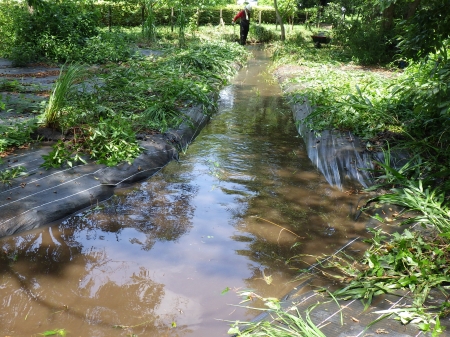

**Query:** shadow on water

left=0, top=46, right=370, bottom=336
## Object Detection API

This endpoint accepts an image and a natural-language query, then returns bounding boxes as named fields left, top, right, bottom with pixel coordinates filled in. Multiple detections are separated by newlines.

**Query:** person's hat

left=245, top=4, right=252, bottom=10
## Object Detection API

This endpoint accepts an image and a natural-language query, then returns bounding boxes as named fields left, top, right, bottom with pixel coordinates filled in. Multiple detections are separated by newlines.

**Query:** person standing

left=232, top=4, right=252, bottom=45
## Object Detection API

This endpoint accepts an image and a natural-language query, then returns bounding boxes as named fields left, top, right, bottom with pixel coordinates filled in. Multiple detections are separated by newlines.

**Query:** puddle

left=0, top=47, right=369, bottom=336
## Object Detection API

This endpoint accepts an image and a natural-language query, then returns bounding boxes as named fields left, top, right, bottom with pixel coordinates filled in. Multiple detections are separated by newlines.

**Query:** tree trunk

left=273, top=0, right=285, bottom=41
left=382, top=3, right=394, bottom=32
left=406, top=0, right=421, bottom=19
left=109, top=5, right=112, bottom=32
left=141, top=4, right=144, bottom=34
left=219, top=8, right=224, bottom=27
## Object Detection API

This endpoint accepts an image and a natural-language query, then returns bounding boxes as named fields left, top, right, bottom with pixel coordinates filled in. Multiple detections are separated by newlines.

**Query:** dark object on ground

left=311, top=35, right=331, bottom=48
left=397, top=60, right=409, bottom=69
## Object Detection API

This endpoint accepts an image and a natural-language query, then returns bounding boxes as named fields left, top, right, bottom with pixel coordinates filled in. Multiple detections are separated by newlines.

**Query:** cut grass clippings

left=228, top=292, right=326, bottom=337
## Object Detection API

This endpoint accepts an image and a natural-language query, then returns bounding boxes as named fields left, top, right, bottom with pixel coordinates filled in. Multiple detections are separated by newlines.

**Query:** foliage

left=327, top=8, right=394, bottom=64
left=282, top=64, right=399, bottom=139
left=373, top=181, right=450, bottom=233
left=42, top=115, right=142, bottom=168
left=366, top=154, right=450, bottom=234
left=85, top=115, right=143, bottom=166
left=0, top=121, right=36, bottom=153
left=41, top=140, right=87, bottom=169
left=323, top=0, right=450, bottom=65
left=0, top=0, right=23, bottom=58
left=0, top=166, right=27, bottom=185
left=270, top=25, right=352, bottom=66
left=396, top=0, right=450, bottom=61
left=0, top=79, right=24, bottom=92
left=390, top=55, right=450, bottom=161
left=10, top=0, right=100, bottom=65
left=312, top=228, right=448, bottom=335
left=74, top=29, right=134, bottom=64
left=228, top=291, right=326, bottom=336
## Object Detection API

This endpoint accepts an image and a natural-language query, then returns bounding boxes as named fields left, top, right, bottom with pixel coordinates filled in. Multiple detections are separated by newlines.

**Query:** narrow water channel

left=0, top=47, right=369, bottom=336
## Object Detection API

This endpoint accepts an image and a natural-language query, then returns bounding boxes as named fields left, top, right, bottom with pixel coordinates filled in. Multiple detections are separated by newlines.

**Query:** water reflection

left=0, top=47, right=369, bottom=336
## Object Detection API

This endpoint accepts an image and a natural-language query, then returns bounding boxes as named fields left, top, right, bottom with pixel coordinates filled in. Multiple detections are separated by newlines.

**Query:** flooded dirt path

left=0, top=47, right=369, bottom=336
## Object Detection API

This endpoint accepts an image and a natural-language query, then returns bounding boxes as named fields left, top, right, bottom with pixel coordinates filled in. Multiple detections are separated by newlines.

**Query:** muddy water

left=0, top=47, right=369, bottom=336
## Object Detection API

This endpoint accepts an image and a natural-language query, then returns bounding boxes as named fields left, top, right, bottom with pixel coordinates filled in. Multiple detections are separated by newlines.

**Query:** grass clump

left=41, top=64, right=84, bottom=130
left=228, top=292, right=326, bottom=337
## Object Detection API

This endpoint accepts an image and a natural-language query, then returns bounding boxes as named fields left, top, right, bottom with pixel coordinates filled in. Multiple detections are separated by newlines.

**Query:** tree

left=273, top=0, right=286, bottom=41
left=395, top=0, right=450, bottom=60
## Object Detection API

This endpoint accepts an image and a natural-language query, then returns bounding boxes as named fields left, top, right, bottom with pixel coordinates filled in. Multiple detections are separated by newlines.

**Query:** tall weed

left=41, top=64, right=84, bottom=130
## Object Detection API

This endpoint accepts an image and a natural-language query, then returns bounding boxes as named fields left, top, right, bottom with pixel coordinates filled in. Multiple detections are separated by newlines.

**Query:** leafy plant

left=85, top=116, right=142, bottom=166
left=41, top=140, right=87, bottom=169
left=0, top=0, right=22, bottom=58
left=42, top=115, right=142, bottom=168
left=75, top=30, right=133, bottom=64
left=11, top=0, right=100, bottom=64
left=0, top=120, right=37, bottom=153
left=0, top=166, right=27, bottom=185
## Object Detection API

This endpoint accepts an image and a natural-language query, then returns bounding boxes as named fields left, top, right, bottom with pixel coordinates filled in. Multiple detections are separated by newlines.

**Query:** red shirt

left=233, top=9, right=250, bottom=22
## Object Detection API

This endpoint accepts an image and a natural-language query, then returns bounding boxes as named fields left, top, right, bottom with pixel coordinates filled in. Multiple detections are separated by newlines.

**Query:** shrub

left=75, top=30, right=133, bottom=64
left=0, top=0, right=24, bottom=58
left=11, top=0, right=100, bottom=65
left=250, top=25, right=278, bottom=43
